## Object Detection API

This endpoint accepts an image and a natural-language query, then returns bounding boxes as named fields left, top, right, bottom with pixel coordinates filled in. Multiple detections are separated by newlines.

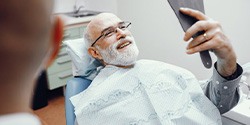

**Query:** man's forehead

left=89, top=13, right=122, bottom=31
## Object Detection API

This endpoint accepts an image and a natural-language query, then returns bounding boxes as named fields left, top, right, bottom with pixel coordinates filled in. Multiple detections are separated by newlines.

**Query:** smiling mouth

left=117, top=41, right=132, bottom=50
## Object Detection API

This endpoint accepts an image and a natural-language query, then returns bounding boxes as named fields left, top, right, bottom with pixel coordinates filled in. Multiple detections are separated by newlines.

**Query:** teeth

left=119, top=42, right=130, bottom=49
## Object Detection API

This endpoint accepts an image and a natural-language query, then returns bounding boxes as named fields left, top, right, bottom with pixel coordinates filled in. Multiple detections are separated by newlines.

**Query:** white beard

left=96, top=36, right=139, bottom=66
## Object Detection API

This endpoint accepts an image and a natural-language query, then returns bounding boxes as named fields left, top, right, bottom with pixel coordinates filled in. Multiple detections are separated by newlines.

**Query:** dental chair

left=65, top=76, right=91, bottom=125
left=63, top=38, right=103, bottom=125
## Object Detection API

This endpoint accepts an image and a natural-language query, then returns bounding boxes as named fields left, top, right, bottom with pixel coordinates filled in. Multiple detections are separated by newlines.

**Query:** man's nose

left=116, top=28, right=126, bottom=40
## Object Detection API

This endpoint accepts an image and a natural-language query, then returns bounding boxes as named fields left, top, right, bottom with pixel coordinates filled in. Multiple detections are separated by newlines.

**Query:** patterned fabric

left=71, top=60, right=224, bottom=125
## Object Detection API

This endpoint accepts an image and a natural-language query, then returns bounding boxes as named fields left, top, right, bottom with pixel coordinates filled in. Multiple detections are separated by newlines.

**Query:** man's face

left=0, top=0, right=52, bottom=84
left=89, top=14, right=139, bottom=66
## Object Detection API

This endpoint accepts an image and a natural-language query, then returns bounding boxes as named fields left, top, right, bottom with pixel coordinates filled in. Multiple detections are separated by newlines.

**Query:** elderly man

left=0, top=0, right=63, bottom=124
left=70, top=8, right=242, bottom=125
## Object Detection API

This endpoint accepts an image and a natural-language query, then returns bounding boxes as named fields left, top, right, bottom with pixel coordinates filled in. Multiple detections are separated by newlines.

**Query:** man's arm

left=201, top=62, right=243, bottom=114
left=179, top=8, right=243, bottom=114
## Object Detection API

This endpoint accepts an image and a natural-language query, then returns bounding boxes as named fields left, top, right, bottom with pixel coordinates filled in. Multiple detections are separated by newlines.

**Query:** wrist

left=217, top=59, right=237, bottom=77
left=215, top=62, right=242, bottom=80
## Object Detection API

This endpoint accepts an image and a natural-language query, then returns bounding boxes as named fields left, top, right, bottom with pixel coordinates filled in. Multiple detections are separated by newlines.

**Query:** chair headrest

left=63, top=38, right=104, bottom=80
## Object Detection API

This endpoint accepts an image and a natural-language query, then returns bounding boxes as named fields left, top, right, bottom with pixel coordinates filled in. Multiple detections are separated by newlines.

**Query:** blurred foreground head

left=0, top=0, right=63, bottom=114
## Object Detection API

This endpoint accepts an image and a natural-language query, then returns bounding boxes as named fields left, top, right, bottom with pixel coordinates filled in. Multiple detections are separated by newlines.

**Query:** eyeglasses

left=91, top=21, right=131, bottom=47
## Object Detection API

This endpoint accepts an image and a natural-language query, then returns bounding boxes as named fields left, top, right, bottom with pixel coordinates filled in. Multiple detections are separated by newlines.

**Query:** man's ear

left=88, top=47, right=103, bottom=60
left=46, top=16, right=64, bottom=68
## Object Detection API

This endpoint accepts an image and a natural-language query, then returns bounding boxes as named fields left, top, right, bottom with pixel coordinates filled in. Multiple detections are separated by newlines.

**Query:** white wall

left=53, top=0, right=74, bottom=13
left=53, top=0, right=250, bottom=79
left=84, top=0, right=117, bottom=14
left=53, top=0, right=117, bottom=14
left=117, top=0, right=250, bottom=79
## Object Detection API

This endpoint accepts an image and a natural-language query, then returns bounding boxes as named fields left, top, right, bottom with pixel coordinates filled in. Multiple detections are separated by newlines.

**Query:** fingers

left=185, top=20, right=225, bottom=54
left=186, top=27, right=221, bottom=54
left=180, top=8, right=231, bottom=58
left=180, top=8, right=214, bottom=41
left=186, top=35, right=205, bottom=50
left=186, top=31, right=213, bottom=49
left=179, top=8, right=208, bottom=21
left=184, top=19, right=221, bottom=42
left=186, top=29, right=226, bottom=55
left=186, top=38, right=215, bottom=54
left=184, top=20, right=210, bottom=41
left=181, top=8, right=236, bottom=71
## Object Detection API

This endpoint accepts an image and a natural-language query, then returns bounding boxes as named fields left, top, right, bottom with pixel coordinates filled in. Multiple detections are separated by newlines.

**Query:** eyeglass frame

left=91, top=21, right=132, bottom=47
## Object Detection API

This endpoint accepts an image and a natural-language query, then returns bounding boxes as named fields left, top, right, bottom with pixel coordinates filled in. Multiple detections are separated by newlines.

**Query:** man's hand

left=180, top=8, right=237, bottom=77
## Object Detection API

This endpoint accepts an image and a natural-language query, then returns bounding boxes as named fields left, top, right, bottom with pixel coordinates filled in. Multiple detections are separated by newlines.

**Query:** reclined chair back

left=65, top=77, right=91, bottom=125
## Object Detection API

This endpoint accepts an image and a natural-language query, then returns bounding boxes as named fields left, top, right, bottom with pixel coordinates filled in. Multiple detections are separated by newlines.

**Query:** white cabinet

left=47, top=24, right=87, bottom=90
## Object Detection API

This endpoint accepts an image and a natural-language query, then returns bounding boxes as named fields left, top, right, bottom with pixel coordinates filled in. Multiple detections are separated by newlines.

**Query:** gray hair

left=84, top=26, right=93, bottom=49
left=84, top=26, right=105, bottom=64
